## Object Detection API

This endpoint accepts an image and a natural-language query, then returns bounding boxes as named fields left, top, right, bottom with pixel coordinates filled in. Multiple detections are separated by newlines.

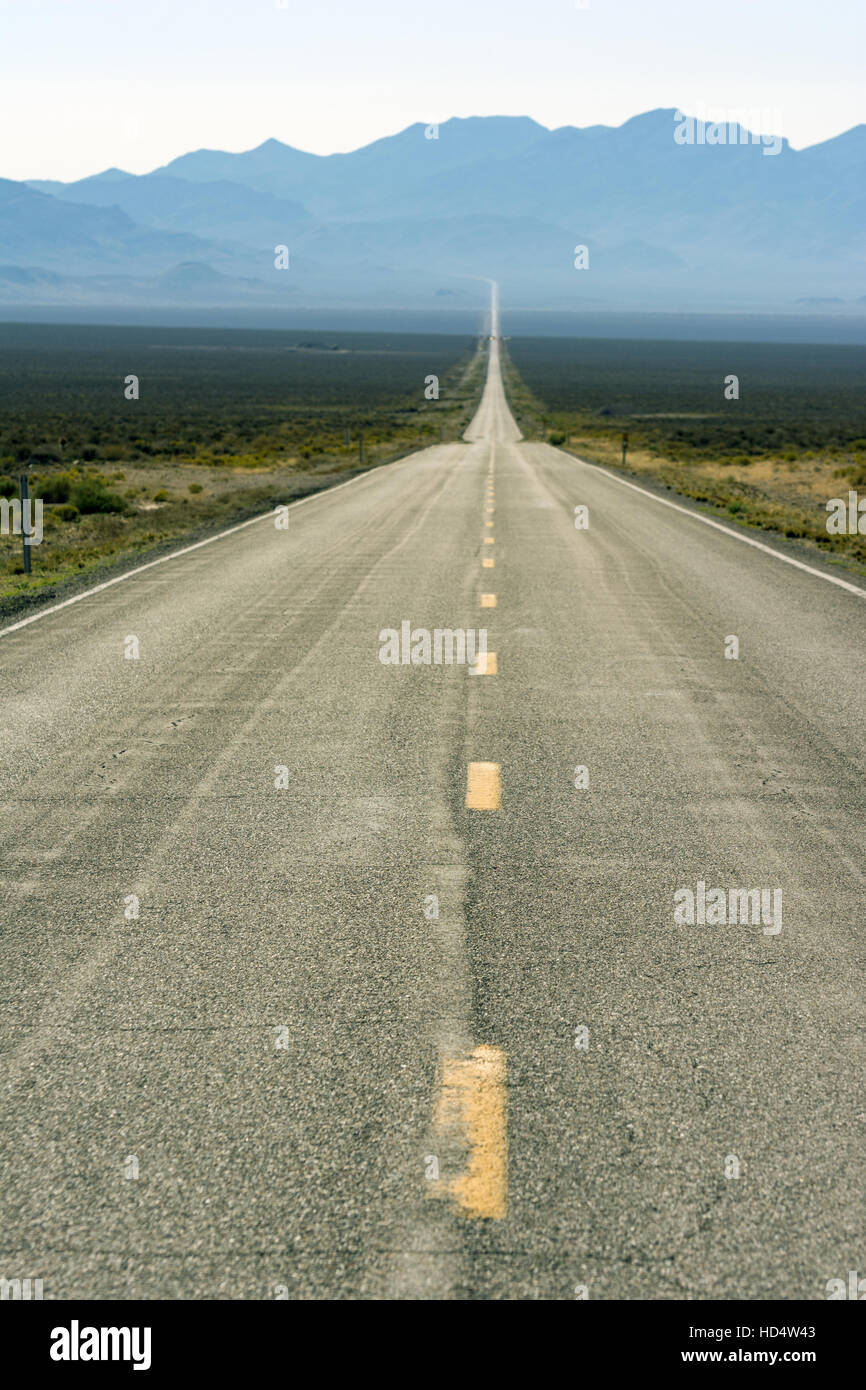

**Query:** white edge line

left=561, top=449, right=866, bottom=600
left=0, top=447, right=427, bottom=639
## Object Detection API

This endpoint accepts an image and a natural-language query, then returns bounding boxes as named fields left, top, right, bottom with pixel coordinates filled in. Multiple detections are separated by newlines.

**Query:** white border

left=0, top=451, right=418, bottom=639
left=565, top=451, right=866, bottom=599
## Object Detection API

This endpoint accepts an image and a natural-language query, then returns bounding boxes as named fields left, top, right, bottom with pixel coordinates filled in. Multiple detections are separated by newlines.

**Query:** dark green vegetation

left=503, top=335, right=866, bottom=570
left=0, top=323, right=483, bottom=610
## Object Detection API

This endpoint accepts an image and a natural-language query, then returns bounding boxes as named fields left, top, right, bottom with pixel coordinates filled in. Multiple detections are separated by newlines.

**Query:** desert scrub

left=0, top=322, right=485, bottom=608
left=504, top=335, right=866, bottom=575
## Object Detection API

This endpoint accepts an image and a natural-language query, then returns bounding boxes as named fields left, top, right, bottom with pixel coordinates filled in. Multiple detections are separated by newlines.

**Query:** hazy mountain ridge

left=4, top=110, right=865, bottom=313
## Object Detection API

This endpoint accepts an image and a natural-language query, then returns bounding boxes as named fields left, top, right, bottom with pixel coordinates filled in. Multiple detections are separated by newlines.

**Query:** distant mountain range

left=2, top=110, right=864, bottom=315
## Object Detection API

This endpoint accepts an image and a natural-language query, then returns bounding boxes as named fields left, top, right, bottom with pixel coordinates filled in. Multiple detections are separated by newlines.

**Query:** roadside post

left=19, top=470, right=31, bottom=575
left=622, top=431, right=629, bottom=468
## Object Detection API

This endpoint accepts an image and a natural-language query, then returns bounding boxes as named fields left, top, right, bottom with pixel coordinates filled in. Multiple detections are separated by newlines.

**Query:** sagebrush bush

left=33, top=472, right=73, bottom=503
left=70, top=479, right=127, bottom=514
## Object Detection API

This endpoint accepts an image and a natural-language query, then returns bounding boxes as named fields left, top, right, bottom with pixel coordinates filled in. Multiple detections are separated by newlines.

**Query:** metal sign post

left=19, top=471, right=31, bottom=574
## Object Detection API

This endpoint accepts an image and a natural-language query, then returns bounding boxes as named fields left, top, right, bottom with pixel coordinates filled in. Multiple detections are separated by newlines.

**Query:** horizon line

left=14, top=106, right=864, bottom=185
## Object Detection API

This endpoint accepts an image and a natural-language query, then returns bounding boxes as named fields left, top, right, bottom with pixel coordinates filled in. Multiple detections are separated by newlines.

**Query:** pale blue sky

left=2, top=0, right=863, bottom=180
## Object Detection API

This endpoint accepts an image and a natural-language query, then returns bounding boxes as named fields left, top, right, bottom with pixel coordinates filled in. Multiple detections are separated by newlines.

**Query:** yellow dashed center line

left=481, top=463, right=496, bottom=572
left=432, top=1045, right=508, bottom=1220
left=466, top=761, right=501, bottom=809
left=471, top=651, right=497, bottom=675
left=431, top=454, right=505, bottom=1216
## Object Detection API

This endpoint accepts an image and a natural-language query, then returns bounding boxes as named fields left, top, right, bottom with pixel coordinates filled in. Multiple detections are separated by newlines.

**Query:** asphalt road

left=1, top=288, right=864, bottom=1301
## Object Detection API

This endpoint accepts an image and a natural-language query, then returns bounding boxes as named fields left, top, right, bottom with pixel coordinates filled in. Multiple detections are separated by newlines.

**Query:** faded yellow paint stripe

left=433, top=1045, right=508, bottom=1220
left=480, top=593, right=497, bottom=607
left=484, top=537, right=495, bottom=544
left=466, top=761, right=501, bottom=809
left=482, top=557, right=495, bottom=568
left=485, top=520, right=494, bottom=527
left=471, top=650, right=497, bottom=675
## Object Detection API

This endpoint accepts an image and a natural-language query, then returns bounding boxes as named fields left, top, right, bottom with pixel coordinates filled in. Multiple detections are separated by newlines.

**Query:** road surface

left=1, top=287, right=864, bottom=1300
